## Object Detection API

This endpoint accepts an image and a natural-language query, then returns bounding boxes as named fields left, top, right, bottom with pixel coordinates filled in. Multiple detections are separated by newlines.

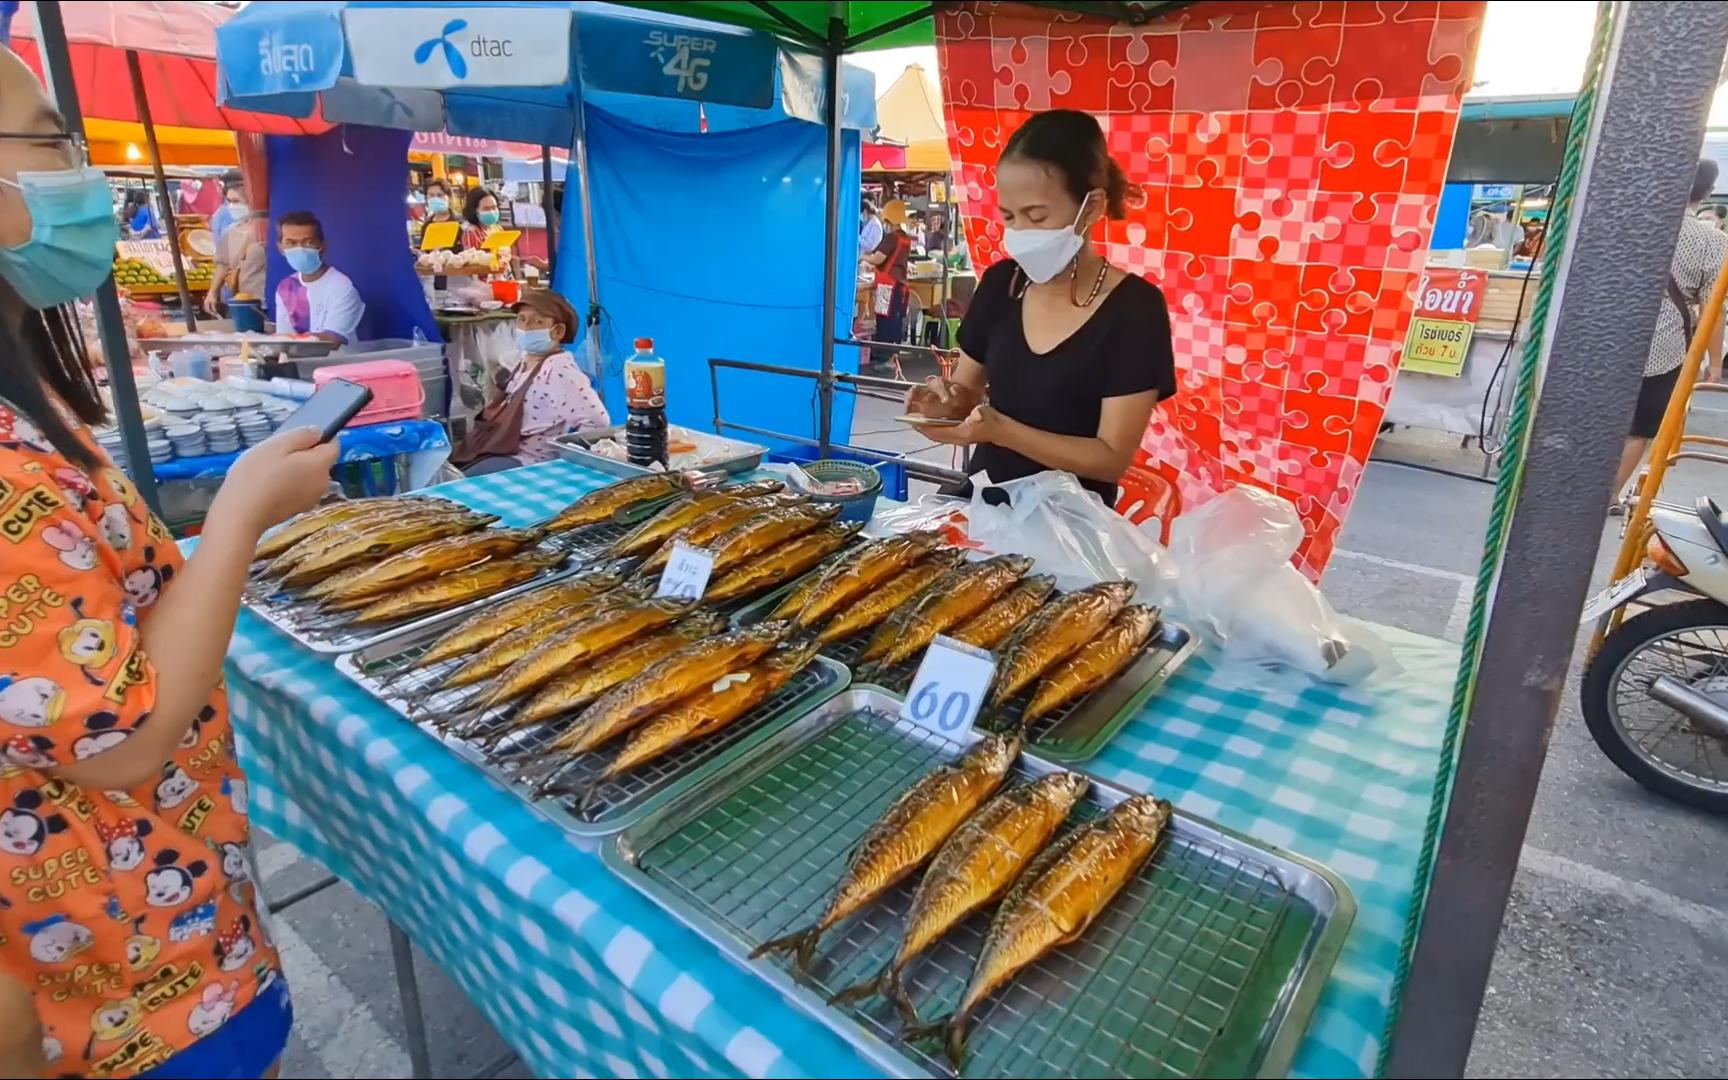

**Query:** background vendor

left=204, top=190, right=265, bottom=317
left=273, top=209, right=365, bottom=344
left=903, top=109, right=1176, bottom=504
left=417, top=177, right=461, bottom=251
left=454, top=290, right=609, bottom=474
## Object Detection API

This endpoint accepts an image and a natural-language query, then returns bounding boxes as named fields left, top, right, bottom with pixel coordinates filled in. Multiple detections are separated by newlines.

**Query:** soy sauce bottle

left=624, top=337, right=668, bottom=468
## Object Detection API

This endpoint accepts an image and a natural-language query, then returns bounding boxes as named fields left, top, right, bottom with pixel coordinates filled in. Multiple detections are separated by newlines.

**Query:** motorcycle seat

left=1696, top=496, right=1728, bottom=554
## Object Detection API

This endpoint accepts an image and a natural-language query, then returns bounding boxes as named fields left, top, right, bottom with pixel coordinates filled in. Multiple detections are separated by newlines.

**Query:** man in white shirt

left=272, top=210, right=365, bottom=345
left=859, top=197, right=883, bottom=259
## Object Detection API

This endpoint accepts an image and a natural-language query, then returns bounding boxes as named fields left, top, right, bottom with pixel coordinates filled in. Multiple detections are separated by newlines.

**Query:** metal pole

left=817, top=4, right=845, bottom=455
left=1385, top=3, right=1728, bottom=1073
left=35, top=3, right=160, bottom=511
left=569, top=79, right=604, bottom=375
left=124, top=49, right=196, bottom=331
left=539, top=143, right=557, bottom=281
left=387, top=920, right=433, bottom=1079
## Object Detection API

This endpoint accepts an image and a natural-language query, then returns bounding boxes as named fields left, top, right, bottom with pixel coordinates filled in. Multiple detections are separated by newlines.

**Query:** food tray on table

left=732, top=579, right=1196, bottom=764
left=241, top=550, right=582, bottom=656
left=551, top=425, right=767, bottom=478
left=605, top=688, right=1354, bottom=1079
left=336, top=612, right=851, bottom=837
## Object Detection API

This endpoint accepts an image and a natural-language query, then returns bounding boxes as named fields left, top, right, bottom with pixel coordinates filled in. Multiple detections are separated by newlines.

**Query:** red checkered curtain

left=936, top=0, right=1484, bottom=577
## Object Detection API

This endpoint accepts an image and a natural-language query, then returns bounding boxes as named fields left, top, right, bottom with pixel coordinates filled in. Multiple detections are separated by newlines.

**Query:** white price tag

left=655, top=542, right=715, bottom=601
left=900, top=635, right=997, bottom=739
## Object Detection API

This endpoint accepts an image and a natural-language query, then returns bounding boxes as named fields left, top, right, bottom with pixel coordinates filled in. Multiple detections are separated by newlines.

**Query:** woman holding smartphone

left=0, top=47, right=335, bottom=1077
left=903, top=110, right=1177, bottom=504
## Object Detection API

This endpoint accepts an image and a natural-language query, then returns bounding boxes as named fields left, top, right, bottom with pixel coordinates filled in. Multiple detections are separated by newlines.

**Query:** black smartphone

left=281, top=378, right=374, bottom=443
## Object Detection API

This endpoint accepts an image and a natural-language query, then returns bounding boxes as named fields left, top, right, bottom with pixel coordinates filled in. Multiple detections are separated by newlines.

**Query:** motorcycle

left=1581, top=495, right=1728, bottom=812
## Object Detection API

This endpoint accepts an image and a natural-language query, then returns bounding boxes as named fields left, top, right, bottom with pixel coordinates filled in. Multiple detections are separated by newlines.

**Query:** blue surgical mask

left=515, top=327, right=554, bottom=355
left=0, top=166, right=120, bottom=309
left=478, top=210, right=501, bottom=227
left=426, top=196, right=449, bottom=215
left=283, top=247, right=322, bottom=275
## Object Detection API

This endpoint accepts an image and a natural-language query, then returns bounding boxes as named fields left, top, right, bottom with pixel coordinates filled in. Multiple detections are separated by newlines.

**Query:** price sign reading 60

left=901, top=635, right=996, bottom=739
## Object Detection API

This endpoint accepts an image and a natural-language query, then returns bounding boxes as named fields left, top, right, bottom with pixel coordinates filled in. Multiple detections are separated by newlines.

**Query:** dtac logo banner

left=344, top=7, right=573, bottom=89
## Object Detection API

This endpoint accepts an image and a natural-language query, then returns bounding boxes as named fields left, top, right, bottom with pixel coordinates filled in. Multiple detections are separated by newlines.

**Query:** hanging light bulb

left=125, top=142, right=142, bottom=162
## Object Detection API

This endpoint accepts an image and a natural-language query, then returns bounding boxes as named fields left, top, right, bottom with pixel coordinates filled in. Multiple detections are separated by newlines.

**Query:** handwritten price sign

left=655, top=542, right=715, bottom=601
left=901, top=635, right=996, bottom=738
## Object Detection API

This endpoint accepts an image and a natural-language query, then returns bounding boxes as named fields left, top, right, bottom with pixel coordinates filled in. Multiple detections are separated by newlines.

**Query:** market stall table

left=223, top=459, right=1454, bottom=1079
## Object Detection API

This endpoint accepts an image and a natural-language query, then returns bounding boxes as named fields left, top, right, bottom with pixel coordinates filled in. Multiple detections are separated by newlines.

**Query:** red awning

left=9, top=0, right=329, bottom=136
left=863, top=142, right=908, bottom=171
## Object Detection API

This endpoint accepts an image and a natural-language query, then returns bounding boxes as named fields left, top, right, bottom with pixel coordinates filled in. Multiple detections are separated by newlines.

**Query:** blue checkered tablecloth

left=224, top=460, right=1457, bottom=1078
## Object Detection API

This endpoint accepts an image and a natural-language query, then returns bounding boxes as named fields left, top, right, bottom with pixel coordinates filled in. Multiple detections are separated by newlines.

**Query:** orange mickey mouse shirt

left=0, top=401, right=280, bottom=1077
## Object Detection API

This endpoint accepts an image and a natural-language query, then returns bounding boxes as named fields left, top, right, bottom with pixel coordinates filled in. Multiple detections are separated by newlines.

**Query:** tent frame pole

left=124, top=48, right=197, bottom=331
left=36, top=2, right=160, bottom=511
left=817, top=5, right=845, bottom=455
left=540, top=143, right=557, bottom=282
left=1385, top=1, right=1728, bottom=1072
left=570, top=79, right=603, bottom=369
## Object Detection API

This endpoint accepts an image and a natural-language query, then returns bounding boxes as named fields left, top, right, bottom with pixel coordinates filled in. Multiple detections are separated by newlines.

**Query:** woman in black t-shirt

left=904, top=110, right=1176, bottom=504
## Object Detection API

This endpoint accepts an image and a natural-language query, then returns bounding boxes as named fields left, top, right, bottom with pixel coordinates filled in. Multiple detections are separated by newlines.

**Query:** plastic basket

left=790, top=459, right=882, bottom=523
left=770, top=445, right=908, bottom=502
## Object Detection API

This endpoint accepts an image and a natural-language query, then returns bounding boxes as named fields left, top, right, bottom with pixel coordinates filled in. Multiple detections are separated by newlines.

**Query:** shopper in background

left=0, top=43, right=334, bottom=1077
left=205, top=194, right=266, bottom=317
left=1615, top=158, right=1728, bottom=500
left=460, top=185, right=504, bottom=251
left=208, top=172, right=246, bottom=240
left=120, top=187, right=160, bottom=239
left=454, top=289, right=609, bottom=474
left=273, top=209, right=366, bottom=344
left=859, top=196, right=884, bottom=259
left=864, top=199, right=913, bottom=372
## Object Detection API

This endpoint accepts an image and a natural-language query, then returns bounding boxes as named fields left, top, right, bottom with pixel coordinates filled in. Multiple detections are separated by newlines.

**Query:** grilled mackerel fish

left=345, top=550, right=566, bottom=626
left=913, top=793, right=1171, bottom=1068
left=705, top=502, right=843, bottom=576
left=422, top=590, right=632, bottom=697
left=276, top=510, right=499, bottom=588
left=859, top=554, right=1034, bottom=673
left=474, top=597, right=697, bottom=711
left=949, top=575, right=1057, bottom=651
left=989, top=580, right=1135, bottom=708
left=637, top=494, right=807, bottom=575
left=702, top=522, right=862, bottom=605
left=541, top=473, right=684, bottom=534
left=411, top=570, right=624, bottom=671
left=815, top=549, right=966, bottom=645
left=569, top=639, right=822, bottom=805
left=261, top=500, right=469, bottom=578
left=1021, top=605, right=1160, bottom=727
left=779, top=530, right=942, bottom=626
left=830, top=771, right=1090, bottom=1022
left=607, top=480, right=782, bottom=557
left=538, top=621, right=789, bottom=762
left=255, top=495, right=446, bottom=561
left=307, top=526, right=547, bottom=608
left=497, top=612, right=728, bottom=733
left=749, top=733, right=1021, bottom=974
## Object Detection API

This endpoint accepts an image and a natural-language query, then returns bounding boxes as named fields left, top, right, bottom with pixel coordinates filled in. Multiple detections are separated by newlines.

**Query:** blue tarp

left=555, top=94, right=860, bottom=443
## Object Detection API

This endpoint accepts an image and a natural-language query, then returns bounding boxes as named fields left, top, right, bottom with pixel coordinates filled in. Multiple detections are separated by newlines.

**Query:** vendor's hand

left=903, top=376, right=977, bottom=420
left=921, top=404, right=999, bottom=446
left=212, top=426, right=341, bottom=537
left=201, top=289, right=221, bottom=318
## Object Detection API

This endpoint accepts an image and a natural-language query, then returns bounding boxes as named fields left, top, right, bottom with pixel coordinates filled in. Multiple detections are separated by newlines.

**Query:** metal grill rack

left=734, top=583, right=1196, bottom=763
left=337, top=621, right=849, bottom=836
left=607, top=689, right=1352, bottom=1079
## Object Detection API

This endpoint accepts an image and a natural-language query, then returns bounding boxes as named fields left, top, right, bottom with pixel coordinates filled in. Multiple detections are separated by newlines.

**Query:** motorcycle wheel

left=1581, top=598, right=1728, bottom=813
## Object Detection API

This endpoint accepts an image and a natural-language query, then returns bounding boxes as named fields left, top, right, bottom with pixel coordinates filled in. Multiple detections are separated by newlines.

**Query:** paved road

left=251, top=403, right=1728, bottom=1077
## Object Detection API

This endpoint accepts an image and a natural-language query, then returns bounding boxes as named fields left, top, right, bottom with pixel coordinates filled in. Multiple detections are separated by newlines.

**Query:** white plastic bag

left=1166, top=485, right=1396, bottom=686
left=960, top=471, right=1178, bottom=604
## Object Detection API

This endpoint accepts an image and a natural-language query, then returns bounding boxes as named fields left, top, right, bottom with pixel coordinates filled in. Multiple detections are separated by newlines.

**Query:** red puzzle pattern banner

left=934, top=0, right=1484, bottom=577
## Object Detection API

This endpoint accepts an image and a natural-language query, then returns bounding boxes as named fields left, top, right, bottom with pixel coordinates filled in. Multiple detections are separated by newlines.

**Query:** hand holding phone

left=282, top=378, right=373, bottom=443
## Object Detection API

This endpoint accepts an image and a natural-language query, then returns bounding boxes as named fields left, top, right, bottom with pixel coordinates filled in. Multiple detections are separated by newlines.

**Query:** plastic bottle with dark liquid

left=624, top=337, right=668, bottom=468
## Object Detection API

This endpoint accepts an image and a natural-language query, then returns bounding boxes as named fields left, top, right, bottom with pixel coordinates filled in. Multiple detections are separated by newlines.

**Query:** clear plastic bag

left=1165, top=485, right=1396, bottom=686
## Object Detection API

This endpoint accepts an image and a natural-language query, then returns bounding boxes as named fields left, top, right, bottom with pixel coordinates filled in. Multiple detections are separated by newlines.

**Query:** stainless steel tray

left=551, top=425, right=767, bottom=478
left=605, top=688, right=1355, bottom=1079
left=241, top=551, right=583, bottom=656
left=335, top=616, right=850, bottom=836
left=732, top=581, right=1196, bottom=763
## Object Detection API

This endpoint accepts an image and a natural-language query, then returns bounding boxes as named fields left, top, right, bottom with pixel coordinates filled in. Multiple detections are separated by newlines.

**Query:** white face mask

left=1002, top=194, right=1094, bottom=284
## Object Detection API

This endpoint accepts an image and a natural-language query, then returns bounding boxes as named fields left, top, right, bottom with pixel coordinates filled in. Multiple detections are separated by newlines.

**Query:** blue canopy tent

left=214, top=0, right=876, bottom=445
